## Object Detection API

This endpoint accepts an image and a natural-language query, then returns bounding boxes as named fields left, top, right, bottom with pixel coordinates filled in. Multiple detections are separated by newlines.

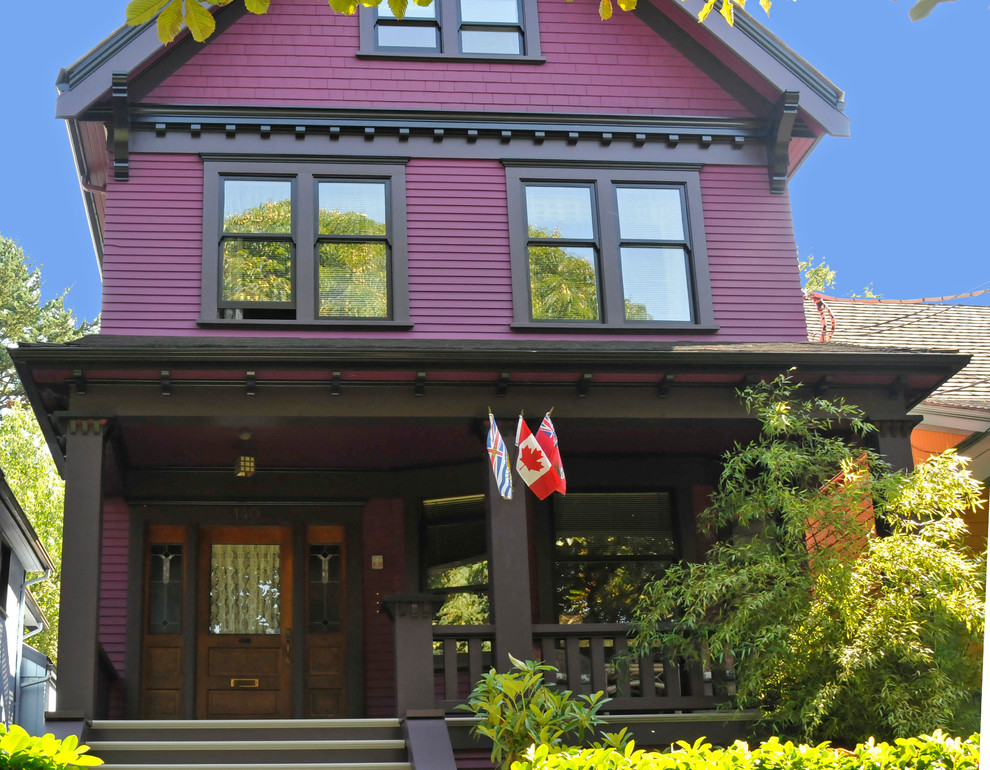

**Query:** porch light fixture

left=235, top=430, right=256, bottom=477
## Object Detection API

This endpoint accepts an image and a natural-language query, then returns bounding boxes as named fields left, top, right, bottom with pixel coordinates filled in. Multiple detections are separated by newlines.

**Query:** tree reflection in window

left=553, top=492, right=678, bottom=623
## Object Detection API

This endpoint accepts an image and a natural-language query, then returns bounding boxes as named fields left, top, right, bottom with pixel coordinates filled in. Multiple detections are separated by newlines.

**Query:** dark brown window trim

left=201, top=159, right=410, bottom=327
left=358, top=0, right=542, bottom=61
left=505, top=165, right=717, bottom=332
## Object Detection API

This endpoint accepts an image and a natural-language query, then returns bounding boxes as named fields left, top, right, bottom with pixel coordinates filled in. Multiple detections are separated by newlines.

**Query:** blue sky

left=0, top=0, right=986, bottom=323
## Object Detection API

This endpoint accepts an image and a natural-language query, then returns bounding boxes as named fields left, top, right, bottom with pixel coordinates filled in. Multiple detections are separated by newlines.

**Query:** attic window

left=360, top=0, right=542, bottom=61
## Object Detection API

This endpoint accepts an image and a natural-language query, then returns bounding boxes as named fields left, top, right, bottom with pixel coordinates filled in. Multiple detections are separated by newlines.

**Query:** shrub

left=511, top=731, right=980, bottom=770
left=0, top=724, right=103, bottom=769
left=460, top=655, right=621, bottom=768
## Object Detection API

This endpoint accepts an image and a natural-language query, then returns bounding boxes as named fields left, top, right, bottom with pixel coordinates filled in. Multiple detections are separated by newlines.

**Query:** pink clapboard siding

left=100, top=154, right=806, bottom=341
left=143, top=0, right=748, bottom=117
left=99, top=498, right=130, bottom=677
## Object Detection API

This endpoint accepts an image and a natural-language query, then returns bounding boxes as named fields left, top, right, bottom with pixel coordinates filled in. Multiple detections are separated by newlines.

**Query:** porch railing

left=386, top=596, right=729, bottom=715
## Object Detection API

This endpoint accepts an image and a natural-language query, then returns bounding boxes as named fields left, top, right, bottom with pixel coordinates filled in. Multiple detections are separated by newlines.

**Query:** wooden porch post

left=55, top=418, right=107, bottom=718
left=486, top=454, right=533, bottom=671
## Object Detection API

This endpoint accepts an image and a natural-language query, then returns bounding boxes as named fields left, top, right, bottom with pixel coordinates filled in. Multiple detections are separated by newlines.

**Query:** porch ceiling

left=117, top=416, right=759, bottom=470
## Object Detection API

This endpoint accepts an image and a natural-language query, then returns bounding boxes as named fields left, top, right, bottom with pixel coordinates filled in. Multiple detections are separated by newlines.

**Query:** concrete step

left=86, top=719, right=409, bottom=767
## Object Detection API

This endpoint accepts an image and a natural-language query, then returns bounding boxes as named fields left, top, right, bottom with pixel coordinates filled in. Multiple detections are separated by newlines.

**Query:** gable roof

left=55, top=0, right=847, bottom=135
left=805, top=297, right=990, bottom=412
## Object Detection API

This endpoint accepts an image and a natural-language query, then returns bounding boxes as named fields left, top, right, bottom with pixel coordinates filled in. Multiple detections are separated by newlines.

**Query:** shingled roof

left=805, top=298, right=990, bottom=412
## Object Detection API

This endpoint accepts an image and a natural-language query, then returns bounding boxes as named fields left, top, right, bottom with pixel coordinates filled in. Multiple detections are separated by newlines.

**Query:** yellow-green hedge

left=512, top=732, right=979, bottom=770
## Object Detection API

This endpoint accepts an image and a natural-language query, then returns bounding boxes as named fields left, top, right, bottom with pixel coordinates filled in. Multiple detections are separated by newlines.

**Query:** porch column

left=486, top=456, right=533, bottom=671
left=55, top=418, right=107, bottom=718
left=875, top=418, right=919, bottom=471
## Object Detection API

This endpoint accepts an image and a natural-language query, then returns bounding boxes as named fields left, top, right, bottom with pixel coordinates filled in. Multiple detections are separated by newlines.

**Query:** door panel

left=141, top=526, right=187, bottom=719
left=197, top=526, right=293, bottom=719
left=305, top=527, right=347, bottom=717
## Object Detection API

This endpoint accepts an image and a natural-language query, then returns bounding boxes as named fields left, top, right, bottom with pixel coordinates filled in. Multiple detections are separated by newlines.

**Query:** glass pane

left=616, top=187, right=684, bottom=241
left=209, top=544, right=281, bottom=635
left=529, top=245, right=599, bottom=321
left=378, top=1, right=436, bottom=19
left=309, top=544, right=342, bottom=633
left=621, top=247, right=692, bottom=322
left=555, top=492, right=677, bottom=557
left=555, top=560, right=669, bottom=624
left=377, top=23, right=439, bottom=48
left=148, top=544, right=182, bottom=635
left=460, top=0, right=519, bottom=22
left=525, top=186, right=594, bottom=240
left=319, top=182, right=387, bottom=235
left=223, top=180, right=292, bottom=234
left=318, top=242, right=389, bottom=318
left=222, top=240, right=293, bottom=304
left=461, top=29, right=522, bottom=55
left=430, top=561, right=490, bottom=625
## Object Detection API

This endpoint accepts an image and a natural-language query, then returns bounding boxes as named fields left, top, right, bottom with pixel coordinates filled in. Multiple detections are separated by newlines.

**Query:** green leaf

left=157, top=0, right=184, bottom=43
left=126, top=0, right=172, bottom=25
left=327, top=0, right=360, bottom=14
left=244, top=0, right=271, bottom=13
left=183, top=0, right=216, bottom=41
left=616, top=0, right=636, bottom=10
left=598, top=0, right=613, bottom=20
left=387, top=0, right=408, bottom=18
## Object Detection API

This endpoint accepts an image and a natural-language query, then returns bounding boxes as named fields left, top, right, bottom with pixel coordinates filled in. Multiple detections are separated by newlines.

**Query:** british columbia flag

left=487, top=411, right=513, bottom=500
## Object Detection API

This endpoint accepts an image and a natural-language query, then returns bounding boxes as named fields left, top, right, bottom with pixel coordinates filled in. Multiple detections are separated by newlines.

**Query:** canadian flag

left=515, top=415, right=565, bottom=500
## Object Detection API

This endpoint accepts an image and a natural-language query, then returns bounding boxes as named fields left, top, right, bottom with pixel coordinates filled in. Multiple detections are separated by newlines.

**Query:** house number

left=234, top=506, right=261, bottom=522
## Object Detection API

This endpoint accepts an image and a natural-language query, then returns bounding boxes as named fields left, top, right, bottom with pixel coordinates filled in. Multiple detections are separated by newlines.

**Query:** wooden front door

left=196, top=526, right=293, bottom=719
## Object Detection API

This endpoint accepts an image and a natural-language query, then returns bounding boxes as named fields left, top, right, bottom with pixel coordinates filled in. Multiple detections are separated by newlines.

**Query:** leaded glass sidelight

left=209, top=544, right=281, bottom=634
left=308, top=544, right=342, bottom=632
left=148, top=544, right=183, bottom=634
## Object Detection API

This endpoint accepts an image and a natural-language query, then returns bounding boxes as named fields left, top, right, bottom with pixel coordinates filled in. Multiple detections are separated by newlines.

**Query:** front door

left=196, top=526, right=292, bottom=718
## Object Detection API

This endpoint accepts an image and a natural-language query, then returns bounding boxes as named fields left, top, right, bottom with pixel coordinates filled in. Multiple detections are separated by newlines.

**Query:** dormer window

left=201, top=160, right=410, bottom=328
left=360, top=0, right=542, bottom=61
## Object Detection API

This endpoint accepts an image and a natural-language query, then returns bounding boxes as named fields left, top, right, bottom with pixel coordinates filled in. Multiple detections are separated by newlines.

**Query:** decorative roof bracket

left=767, top=90, right=799, bottom=194
left=111, top=73, right=130, bottom=182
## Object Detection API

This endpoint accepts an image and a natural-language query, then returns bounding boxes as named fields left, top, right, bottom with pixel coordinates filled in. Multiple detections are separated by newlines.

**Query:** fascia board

left=913, top=403, right=990, bottom=435
left=664, top=0, right=850, bottom=138
left=55, top=22, right=164, bottom=120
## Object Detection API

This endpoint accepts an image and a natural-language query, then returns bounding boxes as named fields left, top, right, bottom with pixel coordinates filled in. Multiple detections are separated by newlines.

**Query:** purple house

left=13, top=0, right=965, bottom=765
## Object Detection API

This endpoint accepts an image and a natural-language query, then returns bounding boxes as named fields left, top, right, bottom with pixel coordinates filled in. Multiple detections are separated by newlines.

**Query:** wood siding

left=100, top=156, right=807, bottom=341
left=99, top=498, right=130, bottom=677
left=143, top=0, right=749, bottom=117
left=362, top=499, right=406, bottom=717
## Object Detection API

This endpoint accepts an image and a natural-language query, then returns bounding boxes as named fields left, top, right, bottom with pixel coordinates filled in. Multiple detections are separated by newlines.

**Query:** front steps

left=85, top=718, right=411, bottom=770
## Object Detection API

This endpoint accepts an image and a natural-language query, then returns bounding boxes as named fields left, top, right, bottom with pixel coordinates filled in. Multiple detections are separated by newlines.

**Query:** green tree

left=126, top=0, right=951, bottom=45
left=0, top=234, right=95, bottom=662
left=799, top=256, right=881, bottom=299
left=0, top=235, right=95, bottom=406
left=221, top=199, right=389, bottom=317
left=630, top=374, right=985, bottom=744
left=0, top=404, right=64, bottom=662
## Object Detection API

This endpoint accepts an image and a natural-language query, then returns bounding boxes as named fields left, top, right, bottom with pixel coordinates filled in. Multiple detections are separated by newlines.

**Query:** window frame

left=505, top=166, right=717, bottom=332
left=201, top=159, right=410, bottom=328
left=358, top=0, right=543, bottom=62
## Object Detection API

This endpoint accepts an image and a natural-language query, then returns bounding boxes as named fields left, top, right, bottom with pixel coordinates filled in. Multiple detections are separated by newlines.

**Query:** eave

left=0, top=472, right=56, bottom=574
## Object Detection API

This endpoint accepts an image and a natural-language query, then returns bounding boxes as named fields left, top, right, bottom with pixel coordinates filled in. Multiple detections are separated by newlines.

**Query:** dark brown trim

left=505, top=165, right=717, bottom=331
left=358, top=0, right=542, bottom=61
left=767, top=91, right=799, bottom=194
left=111, top=74, right=130, bottom=182
left=200, top=159, right=410, bottom=327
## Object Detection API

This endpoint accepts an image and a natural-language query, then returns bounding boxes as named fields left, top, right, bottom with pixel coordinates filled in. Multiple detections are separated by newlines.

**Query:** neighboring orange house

left=806, top=297, right=990, bottom=552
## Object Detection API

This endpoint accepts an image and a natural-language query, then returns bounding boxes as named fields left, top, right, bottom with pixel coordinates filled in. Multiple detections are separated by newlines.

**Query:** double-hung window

left=361, top=0, right=541, bottom=60
left=506, top=167, right=716, bottom=331
left=202, top=161, right=409, bottom=326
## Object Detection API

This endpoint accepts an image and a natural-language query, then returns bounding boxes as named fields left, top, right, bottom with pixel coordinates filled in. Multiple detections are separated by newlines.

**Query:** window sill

left=199, top=317, right=415, bottom=330
left=510, top=321, right=720, bottom=334
left=356, top=51, right=546, bottom=64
